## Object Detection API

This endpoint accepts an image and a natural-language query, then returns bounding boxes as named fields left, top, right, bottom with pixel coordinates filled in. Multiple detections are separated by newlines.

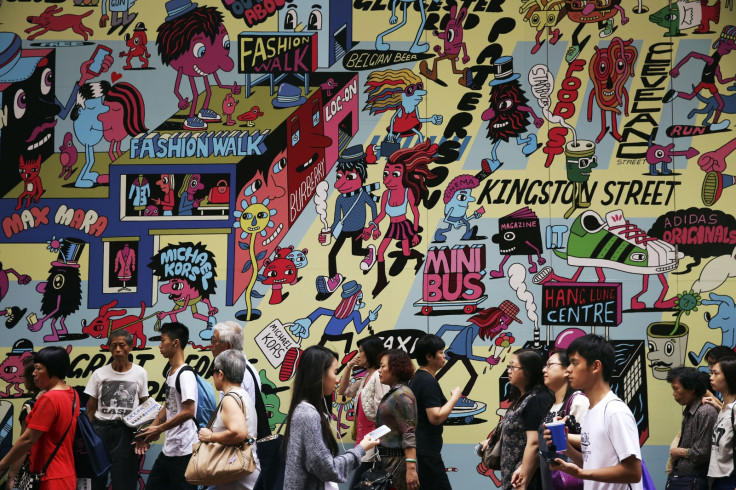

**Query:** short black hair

left=415, top=334, right=445, bottom=366
left=35, top=346, right=70, bottom=380
left=357, top=336, right=384, bottom=369
left=717, top=357, right=736, bottom=395
left=567, top=334, right=614, bottom=382
left=160, top=322, right=189, bottom=348
left=108, top=330, right=134, bottom=347
left=706, top=346, right=736, bottom=363
left=667, top=366, right=710, bottom=397
left=336, top=158, right=368, bottom=183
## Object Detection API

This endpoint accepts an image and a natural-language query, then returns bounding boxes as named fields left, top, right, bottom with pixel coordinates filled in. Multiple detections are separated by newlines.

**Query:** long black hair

left=283, top=346, right=339, bottom=456
left=509, top=349, right=546, bottom=406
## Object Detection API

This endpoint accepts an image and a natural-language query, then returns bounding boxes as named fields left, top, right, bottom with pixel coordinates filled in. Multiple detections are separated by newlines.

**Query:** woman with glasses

left=539, top=350, right=589, bottom=490
left=483, top=349, right=552, bottom=490
left=707, top=357, right=736, bottom=489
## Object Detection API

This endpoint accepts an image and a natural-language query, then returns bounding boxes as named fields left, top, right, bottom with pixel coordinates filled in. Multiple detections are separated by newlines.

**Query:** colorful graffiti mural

left=0, top=0, right=735, bottom=487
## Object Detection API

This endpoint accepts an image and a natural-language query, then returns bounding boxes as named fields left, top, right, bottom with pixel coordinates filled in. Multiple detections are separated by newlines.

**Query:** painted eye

left=244, top=179, right=262, bottom=196
left=383, top=170, right=389, bottom=178
left=244, top=212, right=253, bottom=220
left=193, top=42, right=206, bottom=58
left=257, top=211, right=268, bottom=219
left=447, top=29, right=455, bottom=43
left=172, top=281, right=184, bottom=291
left=347, top=173, right=357, bottom=180
left=13, top=90, right=26, bottom=119
left=666, top=13, right=677, bottom=20
left=664, top=341, right=675, bottom=357
left=285, top=268, right=295, bottom=275
left=457, top=194, right=467, bottom=201
left=648, top=341, right=656, bottom=352
left=41, top=68, right=52, bottom=95
left=392, top=171, right=401, bottom=177
left=308, top=10, right=322, bottom=30
left=162, top=176, right=170, bottom=184
left=503, top=231, right=516, bottom=241
left=52, top=274, right=65, bottom=290
left=284, top=9, right=297, bottom=30
left=273, top=157, right=286, bottom=174
left=498, top=99, right=513, bottom=111
left=190, top=178, right=199, bottom=188
left=616, top=59, right=626, bottom=73
left=597, top=59, right=610, bottom=78
left=654, top=149, right=665, bottom=159
left=336, top=172, right=344, bottom=180
left=223, top=35, right=230, bottom=50
left=134, top=38, right=140, bottom=45
left=267, top=270, right=277, bottom=277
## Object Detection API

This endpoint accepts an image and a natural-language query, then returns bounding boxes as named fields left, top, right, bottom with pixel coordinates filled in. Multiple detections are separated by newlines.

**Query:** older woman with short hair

left=198, top=350, right=260, bottom=489
left=0, top=346, right=79, bottom=490
left=375, top=349, right=419, bottom=490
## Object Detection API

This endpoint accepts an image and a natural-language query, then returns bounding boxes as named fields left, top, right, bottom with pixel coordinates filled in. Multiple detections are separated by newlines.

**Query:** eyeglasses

left=404, top=82, right=424, bottom=96
left=545, top=362, right=563, bottom=369
left=507, top=364, right=522, bottom=372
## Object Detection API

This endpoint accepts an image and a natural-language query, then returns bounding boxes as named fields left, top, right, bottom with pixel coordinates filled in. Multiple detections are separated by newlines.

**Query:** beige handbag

left=481, top=423, right=503, bottom=470
left=185, top=392, right=257, bottom=485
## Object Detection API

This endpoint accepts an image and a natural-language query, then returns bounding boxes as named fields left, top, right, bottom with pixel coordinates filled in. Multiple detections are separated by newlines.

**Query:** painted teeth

left=603, top=90, right=614, bottom=96
left=493, top=122, right=509, bottom=128
left=27, top=133, right=51, bottom=151
left=193, top=65, right=210, bottom=76
left=262, top=223, right=283, bottom=246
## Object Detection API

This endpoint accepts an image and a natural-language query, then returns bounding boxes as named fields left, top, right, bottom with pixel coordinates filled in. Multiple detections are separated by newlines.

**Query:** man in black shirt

left=409, top=334, right=462, bottom=489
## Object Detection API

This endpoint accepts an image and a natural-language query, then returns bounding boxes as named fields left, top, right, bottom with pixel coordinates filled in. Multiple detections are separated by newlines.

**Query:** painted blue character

left=289, top=280, right=381, bottom=362
left=177, top=173, right=204, bottom=216
left=71, top=81, right=110, bottom=188
left=688, top=293, right=736, bottom=369
left=376, top=0, right=441, bottom=54
left=434, top=174, right=484, bottom=243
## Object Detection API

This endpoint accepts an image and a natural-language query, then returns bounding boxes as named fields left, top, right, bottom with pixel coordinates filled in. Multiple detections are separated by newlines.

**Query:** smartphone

left=368, top=425, right=391, bottom=439
left=88, top=45, right=112, bottom=76
left=539, top=449, right=569, bottom=464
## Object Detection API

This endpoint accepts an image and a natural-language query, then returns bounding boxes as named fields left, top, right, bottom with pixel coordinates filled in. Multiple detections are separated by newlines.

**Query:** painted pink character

left=153, top=174, right=175, bottom=216
left=0, top=339, right=34, bottom=398
left=156, top=0, right=240, bottom=130
left=98, top=81, right=147, bottom=162
left=223, top=93, right=238, bottom=126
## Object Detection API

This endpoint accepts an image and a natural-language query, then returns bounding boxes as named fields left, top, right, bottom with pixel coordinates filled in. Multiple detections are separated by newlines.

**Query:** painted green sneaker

left=554, top=210, right=682, bottom=274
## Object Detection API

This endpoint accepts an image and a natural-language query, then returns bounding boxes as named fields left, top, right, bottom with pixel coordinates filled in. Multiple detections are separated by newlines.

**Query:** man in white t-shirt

left=551, top=334, right=643, bottom=490
left=137, top=322, right=199, bottom=490
left=85, top=331, right=149, bottom=490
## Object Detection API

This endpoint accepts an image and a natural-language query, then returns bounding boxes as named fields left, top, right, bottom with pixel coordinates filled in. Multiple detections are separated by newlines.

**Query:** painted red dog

left=82, top=300, right=148, bottom=350
left=25, top=6, right=94, bottom=41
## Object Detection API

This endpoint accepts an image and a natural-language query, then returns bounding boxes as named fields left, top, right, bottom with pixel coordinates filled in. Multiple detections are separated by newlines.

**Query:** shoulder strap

left=564, top=391, right=581, bottom=415
left=41, top=389, right=78, bottom=475
left=245, top=364, right=272, bottom=437
left=337, top=189, right=363, bottom=226
left=174, top=365, right=194, bottom=394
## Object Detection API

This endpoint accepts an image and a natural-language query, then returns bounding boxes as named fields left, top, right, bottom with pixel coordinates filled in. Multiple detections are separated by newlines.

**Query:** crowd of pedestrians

left=1, top=324, right=735, bottom=490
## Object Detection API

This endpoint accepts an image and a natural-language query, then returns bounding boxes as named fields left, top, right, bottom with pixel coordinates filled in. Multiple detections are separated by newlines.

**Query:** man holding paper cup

left=545, top=335, right=643, bottom=490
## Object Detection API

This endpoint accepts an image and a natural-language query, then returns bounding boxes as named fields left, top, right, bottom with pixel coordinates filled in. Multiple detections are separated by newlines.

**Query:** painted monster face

left=589, top=37, right=638, bottom=110
left=565, top=0, right=618, bottom=23
left=240, top=202, right=271, bottom=234
left=445, top=189, right=475, bottom=217
left=170, top=25, right=234, bottom=77
left=482, top=81, right=531, bottom=142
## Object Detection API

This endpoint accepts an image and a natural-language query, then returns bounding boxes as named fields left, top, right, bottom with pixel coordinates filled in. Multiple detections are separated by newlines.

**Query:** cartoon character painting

left=148, top=242, right=219, bottom=340
left=98, top=81, right=147, bottom=162
left=28, top=239, right=85, bottom=342
left=71, top=81, right=111, bottom=188
left=375, top=0, right=441, bottom=54
left=120, top=22, right=150, bottom=69
left=156, top=0, right=240, bottom=130
left=481, top=57, right=543, bottom=172
left=419, top=5, right=472, bottom=86
left=434, top=174, right=484, bottom=243
left=0, top=339, right=33, bottom=398
left=15, top=154, right=43, bottom=211
left=587, top=37, right=638, bottom=143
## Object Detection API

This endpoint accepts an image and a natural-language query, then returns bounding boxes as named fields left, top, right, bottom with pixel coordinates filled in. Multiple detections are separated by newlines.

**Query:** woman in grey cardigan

left=284, top=346, right=380, bottom=489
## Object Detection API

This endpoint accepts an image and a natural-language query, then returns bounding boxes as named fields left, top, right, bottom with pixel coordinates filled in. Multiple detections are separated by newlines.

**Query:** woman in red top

left=0, top=346, right=79, bottom=490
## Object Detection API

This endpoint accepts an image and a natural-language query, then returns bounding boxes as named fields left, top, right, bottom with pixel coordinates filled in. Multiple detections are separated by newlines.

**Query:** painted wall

left=0, top=0, right=735, bottom=487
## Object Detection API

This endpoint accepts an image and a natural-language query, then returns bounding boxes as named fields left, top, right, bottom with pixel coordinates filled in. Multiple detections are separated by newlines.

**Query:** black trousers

left=417, top=452, right=452, bottom=489
left=145, top=453, right=197, bottom=490
left=91, top=420, right=140, bottom=490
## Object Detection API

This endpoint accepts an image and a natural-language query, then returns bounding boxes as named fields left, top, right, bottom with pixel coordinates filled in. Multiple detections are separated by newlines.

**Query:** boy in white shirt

left=551, top=334, right=643, bottom=490
left=137, top=322, right=199, bottom=489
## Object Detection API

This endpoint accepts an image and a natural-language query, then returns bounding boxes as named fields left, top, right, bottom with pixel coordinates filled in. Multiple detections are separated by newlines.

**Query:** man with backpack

left=137, top=322, right=199, bottom=489
left=550, top=334, right=643, bottom=489
left=85, top=331, right=149, bottom=490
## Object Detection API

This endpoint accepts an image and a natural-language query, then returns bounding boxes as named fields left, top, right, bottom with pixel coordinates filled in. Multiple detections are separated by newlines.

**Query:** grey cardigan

left=284, top=401, right=366, bottom=489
